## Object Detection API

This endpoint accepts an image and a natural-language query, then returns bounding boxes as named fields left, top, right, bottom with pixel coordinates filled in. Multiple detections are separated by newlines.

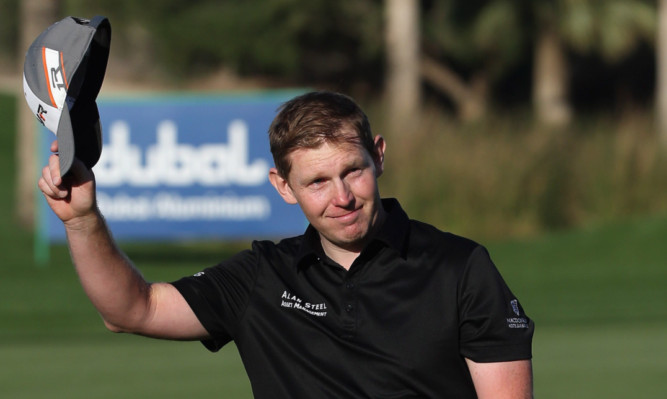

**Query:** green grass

left=489, top=215, right=667, bottom=327
left=2, top=92, right=666, bottom=398
left=534, top=324, right=667, bottom=399
left=0, top=336, right=251, bottom=399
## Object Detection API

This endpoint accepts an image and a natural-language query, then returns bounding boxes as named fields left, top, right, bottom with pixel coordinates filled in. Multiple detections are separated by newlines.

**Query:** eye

left=309, top=177, right=326, bottom=187
left=345, top=167, right=363, bottom=178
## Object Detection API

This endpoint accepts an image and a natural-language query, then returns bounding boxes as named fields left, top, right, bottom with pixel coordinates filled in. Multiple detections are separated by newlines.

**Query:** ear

left=269, top=167, right=298, bottom=204
left=372, top=135, right=386, bottom=178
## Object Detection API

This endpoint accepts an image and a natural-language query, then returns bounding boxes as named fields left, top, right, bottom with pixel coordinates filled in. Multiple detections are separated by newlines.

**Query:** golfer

left=38, top=91, right=534, bottom=398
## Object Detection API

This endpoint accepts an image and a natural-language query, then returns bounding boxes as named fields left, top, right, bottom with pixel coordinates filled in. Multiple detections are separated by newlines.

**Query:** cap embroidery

left=42, top=47, right=68, bottom=108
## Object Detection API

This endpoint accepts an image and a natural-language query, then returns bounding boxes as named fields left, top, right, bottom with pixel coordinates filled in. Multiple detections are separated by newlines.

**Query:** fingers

left=48, top=140, right=94, bottom=185
left=38, top=168, right=68, bottom=199
left=38, top=154, right=68, bottom=199
left=48, top=153, right=63, bottom=187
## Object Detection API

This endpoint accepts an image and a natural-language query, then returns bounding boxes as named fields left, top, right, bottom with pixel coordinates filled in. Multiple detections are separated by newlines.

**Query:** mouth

left=330, top=207, right=361, bottom=222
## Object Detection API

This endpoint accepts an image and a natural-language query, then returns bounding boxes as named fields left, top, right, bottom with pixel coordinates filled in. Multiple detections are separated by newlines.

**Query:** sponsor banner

left=40, top=91, right=308, bottom=241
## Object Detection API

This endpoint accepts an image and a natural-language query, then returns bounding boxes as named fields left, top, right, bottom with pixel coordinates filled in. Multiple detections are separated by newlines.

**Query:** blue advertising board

left=39, top=91, right=308, bottom=242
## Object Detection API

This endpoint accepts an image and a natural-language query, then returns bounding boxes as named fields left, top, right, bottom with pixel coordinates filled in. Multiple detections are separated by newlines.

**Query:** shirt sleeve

left=458, top=245, right=534, bottom=362
left=171, top=247, right=260, bottom=352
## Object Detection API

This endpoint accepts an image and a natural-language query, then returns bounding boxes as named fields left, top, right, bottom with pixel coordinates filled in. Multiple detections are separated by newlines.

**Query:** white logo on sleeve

left=506, top=298, right=529, bottom=329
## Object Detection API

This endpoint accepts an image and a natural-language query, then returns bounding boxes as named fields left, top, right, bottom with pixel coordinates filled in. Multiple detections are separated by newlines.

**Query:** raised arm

left=465, top=359, right=533, bottom=399
left=38, top=142, right=209, bottom=340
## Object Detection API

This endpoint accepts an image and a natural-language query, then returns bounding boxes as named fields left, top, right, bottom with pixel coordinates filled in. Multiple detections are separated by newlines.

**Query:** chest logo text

left=280, top=290, right=328, bottom=317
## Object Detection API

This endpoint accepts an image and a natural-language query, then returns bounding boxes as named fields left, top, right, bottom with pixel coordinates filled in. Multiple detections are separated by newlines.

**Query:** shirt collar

left=294, top=198, right=410, bottom=269
left=372, top=198, right=410, bottom=255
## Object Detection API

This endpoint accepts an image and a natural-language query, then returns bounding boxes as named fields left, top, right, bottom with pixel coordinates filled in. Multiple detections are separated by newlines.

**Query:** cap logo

left=36, top=104, right=47, bottom=125
left=42, top=47, right=68, bottom=109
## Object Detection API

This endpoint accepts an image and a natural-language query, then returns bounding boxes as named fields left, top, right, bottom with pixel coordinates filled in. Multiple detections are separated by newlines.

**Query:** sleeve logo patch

left=511, top=299, right=521, bottom=316
left=507, top=299, right=530, bottom=329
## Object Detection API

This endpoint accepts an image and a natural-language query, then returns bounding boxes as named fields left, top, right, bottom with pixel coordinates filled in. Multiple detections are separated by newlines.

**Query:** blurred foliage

left=421, top=0, right=657, bottom=84
left=0, top=0, right=19, bottom=58
left=69, top=0, right=385, bottom=85
left=0, top=0, right=658, bottom=108
left=542, top=0, right=656, bottom=63
left=372, top=102, right=667, bottom=240
left=1, top=1, right=664, bottom=237
left=422, top=0, right=531, bottom=81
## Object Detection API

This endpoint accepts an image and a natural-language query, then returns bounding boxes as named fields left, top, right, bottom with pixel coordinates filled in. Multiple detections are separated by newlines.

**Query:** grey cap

left=23, top=16, right=111, bottom=176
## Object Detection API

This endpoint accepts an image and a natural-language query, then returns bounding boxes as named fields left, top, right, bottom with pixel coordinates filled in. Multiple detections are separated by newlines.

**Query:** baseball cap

left=23, top=16, right=111, bottom=176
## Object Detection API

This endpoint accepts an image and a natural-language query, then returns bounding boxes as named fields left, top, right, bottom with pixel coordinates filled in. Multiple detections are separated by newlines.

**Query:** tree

left=421, top=0, right=528, bottom=121
left=384, top=0, right=421, bottom=132
left=16, top=0, right=62, bottom=228
left=533, top=0, right=656, bottom=126
left=77, top=0, right=384, bottom=87
left=533, top=17, right=571, bottom=126
left=422, top=0, right=655, bottom=125
left=657, top=0, right=667, bottom=145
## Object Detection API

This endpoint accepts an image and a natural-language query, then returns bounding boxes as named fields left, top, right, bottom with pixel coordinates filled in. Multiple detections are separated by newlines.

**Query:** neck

left=322, top=245, right=359, bottom=270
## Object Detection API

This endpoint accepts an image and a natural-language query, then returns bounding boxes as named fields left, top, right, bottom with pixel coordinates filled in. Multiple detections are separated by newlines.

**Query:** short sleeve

left=458, top=245, right=534, bottom=362
left=171, top=248, right=259, bottom=352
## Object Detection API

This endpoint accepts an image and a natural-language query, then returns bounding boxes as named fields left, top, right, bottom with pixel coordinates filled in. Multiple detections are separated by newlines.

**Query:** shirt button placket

left=341, top=279, right=356, bottom=339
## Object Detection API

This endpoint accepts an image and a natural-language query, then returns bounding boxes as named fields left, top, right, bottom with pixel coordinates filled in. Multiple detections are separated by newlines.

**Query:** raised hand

left=37, top=140, right=97, bottom=226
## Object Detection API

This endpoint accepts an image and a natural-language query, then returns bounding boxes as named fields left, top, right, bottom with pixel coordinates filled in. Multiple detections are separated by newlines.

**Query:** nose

left=331, top=179, right=353, bottom=207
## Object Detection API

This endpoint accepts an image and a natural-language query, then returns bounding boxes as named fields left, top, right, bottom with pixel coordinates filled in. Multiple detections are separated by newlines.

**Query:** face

left=270, top=136, right=386, bottom=254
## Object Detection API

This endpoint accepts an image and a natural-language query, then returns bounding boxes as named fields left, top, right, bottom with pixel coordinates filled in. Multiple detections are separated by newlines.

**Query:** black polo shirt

left=172, top=198, right=534, bottom=398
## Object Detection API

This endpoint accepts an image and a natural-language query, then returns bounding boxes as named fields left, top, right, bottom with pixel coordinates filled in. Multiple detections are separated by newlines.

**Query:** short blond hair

left=268, top=91, right=376, bottom=178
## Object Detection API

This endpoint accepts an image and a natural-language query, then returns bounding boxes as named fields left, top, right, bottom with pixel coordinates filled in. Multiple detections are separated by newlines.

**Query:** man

left=39, top=91, right=534, bottom=398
